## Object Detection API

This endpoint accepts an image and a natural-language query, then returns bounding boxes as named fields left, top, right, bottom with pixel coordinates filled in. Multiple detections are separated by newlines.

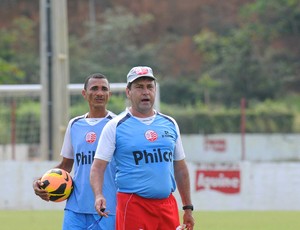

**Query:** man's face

left=126, top=77, right=156, bottom=115
left=82, top=78, right=111, bottom=109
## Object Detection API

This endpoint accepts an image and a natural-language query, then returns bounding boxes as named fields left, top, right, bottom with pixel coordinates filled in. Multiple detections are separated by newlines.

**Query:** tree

left=240, top=0, right=300, bottom=92
left=69, top=7, right=158, bottom=83
left=194, top=0, right=300, bottom=106
left=0, top=58, right=24, bottom=84
left=0, top=16, right=38, bottom=84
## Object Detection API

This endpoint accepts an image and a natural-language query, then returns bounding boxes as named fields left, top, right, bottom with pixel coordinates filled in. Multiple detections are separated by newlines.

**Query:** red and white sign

left=195, top=169, right=241, bottom=194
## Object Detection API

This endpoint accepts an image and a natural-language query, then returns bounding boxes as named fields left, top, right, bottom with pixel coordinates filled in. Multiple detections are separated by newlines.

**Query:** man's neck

left=87, top=110, right=108, bottom=118
left=129, top=107, right=155, bottom=118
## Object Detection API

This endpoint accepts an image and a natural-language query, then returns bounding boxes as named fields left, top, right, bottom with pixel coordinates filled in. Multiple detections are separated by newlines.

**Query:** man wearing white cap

left=90, top=66, right=195, bottom=230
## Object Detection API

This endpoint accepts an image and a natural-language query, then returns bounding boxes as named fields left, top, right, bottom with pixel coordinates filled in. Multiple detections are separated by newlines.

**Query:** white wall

left=1, top=134, right=300, bottom=210
left=182, top=133, right=300, bottom=162
left=0, top=161, right=65, bottom=210
left=174, top=161, right=300, bottom=211
left=2, top=160, right=300, bottom=211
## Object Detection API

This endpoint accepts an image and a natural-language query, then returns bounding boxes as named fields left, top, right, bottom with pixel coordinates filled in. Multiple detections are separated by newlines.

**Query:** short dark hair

left=126, top=82, right=133, bottom=89
left=84, top=73, right=108, bottom=90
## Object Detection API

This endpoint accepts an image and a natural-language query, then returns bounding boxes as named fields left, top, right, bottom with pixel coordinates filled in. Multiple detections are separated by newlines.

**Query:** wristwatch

left=182, top=205, right=194, bottom=211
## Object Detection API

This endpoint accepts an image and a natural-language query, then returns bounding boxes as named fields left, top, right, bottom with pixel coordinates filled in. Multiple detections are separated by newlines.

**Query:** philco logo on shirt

left=75, top=151, right=95, bottom=165
left=145, top=130, right=158, bottom=142
left=133, top=130, right=173, bottom=165
left=86, top=131, right=97, bottom=143
left=132, top=149, right=173, bottom=165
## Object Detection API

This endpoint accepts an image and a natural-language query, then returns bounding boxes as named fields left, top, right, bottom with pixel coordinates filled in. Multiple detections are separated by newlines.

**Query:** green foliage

left=70, top=99, right=89, bottom=118
left=0, top=100, right=40, bottom=144
left=16, top=101, right=40, bottom=143
left=0, top=97, right=297, bottom=147
left=193, top=0, right=300, bottom=107
left=107, top=95, right=127, bottom=115
left=194, top=28, right=285, bottom=106
left=0, top=16, right=38, bottom=84
left=0, top=95, right=126, bottom=145
left=160, top=78, right=203, bottom=106
left=1, top=2, right=300, bottom=136
left=0, top=58, right=24, bottom=84
left=1, top=2, right=298, bottom=110
left=240, top=0, right=300, bottom=37
left=161, top=101, right=295, bottom=134
left=0, top=103, right=10, bottom=144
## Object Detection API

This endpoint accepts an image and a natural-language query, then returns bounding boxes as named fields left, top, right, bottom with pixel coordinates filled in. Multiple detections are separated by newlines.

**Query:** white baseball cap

left=127, top=66, right=156, bottom=84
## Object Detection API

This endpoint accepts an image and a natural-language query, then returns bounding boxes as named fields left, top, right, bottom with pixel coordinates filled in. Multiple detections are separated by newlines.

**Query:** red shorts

left=116, top=192, right=180, bottom=230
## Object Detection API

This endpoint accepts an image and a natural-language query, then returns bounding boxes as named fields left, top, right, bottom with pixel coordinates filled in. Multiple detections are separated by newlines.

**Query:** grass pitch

left=1, top=210, right=300, bottom=230
left=196, top=211, right=300, bottom=230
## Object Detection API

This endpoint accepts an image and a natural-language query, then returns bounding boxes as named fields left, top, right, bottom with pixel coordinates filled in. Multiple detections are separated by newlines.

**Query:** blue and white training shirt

left=61, top=111, right=117, bottom=214
left=94, top=108, right=185, bottom=199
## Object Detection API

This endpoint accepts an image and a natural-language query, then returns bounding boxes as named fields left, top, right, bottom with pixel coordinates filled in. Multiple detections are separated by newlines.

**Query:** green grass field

left=1, top=210, right=300, bottom=230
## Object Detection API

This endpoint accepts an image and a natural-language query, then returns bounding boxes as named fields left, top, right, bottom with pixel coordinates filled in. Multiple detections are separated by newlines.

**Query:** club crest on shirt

left=145, top=130, right=158, bottom=142
left=85, top=131, right=97, bottom=143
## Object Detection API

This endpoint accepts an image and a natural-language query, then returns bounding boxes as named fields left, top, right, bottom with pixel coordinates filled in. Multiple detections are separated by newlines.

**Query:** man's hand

left=32, top=179, right=50, bottom=201
left=94, top=194, right=109, bottom=217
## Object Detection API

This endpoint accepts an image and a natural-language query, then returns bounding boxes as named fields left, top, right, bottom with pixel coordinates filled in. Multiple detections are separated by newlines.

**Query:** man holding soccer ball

left=90, top=66, right=195, bottom=229
left=33, top=73, right=117, bottom=230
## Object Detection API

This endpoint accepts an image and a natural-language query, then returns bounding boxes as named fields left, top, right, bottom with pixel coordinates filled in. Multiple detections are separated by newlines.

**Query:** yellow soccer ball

left=40, top=168, right=73, bottom=202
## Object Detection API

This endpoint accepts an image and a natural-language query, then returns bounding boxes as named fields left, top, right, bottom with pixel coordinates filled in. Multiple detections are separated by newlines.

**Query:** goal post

left=0, top=84, right=127, bottom=161
left=0, top=83, right=160, bottom=161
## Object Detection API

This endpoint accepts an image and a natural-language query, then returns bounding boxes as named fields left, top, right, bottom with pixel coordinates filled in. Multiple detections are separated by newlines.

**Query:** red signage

left=204, top=139, right=226, bottom=152
left=196, top=170, right=240, bottom=194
